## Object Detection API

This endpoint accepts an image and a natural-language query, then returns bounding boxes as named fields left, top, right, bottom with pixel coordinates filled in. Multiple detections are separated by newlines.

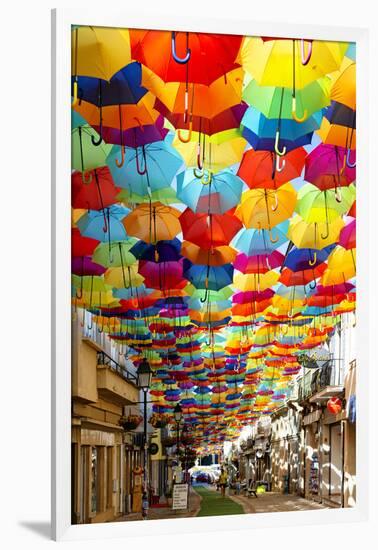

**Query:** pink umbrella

left=138, top=258, right=185, bottom=290
left=304, top=144, right=356, bottom=193
left=233, top=250, right=284, bottom=274
left=232, top=289, right=275, bottom=304
left=339, top=217, right=356, bottom=249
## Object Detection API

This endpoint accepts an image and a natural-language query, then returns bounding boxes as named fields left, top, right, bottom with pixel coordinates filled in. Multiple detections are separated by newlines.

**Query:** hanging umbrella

left=98, top=115, right=168, bottom=148
left=235, top=183, right=297, bottom=230
left=72, top=256, right=107, bottom=277
left=130, top=238, right=182, bottom=263
left=72, top=228, right=99, bottom=257
left=104, top=265, right=145, bottom=289
left=338, top=217, right=356, bottom=250
left=243, top=77, right=331, bottom=121
left=72, top=125, right=112, bottom=179
left=177, top=169, right=244, bottom=214
left=107, top=139, right=183, bottom=198
left=284, top=245, right=334, bottom=271
left=237, top=147, right=306, bottom=190
left=76, top=204, right=129, bottom=243
left=232, top=221, right=289, bottom=255
left=72, top=62, right=147, bottom=107
left=296, top=183, right=355, bottom=237
left=241, top=37, right=348, bottom=88
left=279, top=265, right=326, bottom=287
left=233, top=270, right=280, bottom=292
left=317, top=116, right=356, bottom=151
left=179, top=209, right=243, bottom=249
left=330, top=61, right=356, bottom=110
left=139, top=259, right=185, bottom=290
left=173, top=130, right=246, bottom=173
left=123, top=202, right=182, bottom=243
left=304, top=144, right=355, bottom=191
left=71, top=166, right=120, bottom=212
left=241, top=107, right=321, bottom=154
left=233, top=250, right=284, bottom=274
left=181, top=242, right=237, bottom=266
left=92, top=239, right=138, bottom=267
left=183, top=261, right=234, bottom=291
left=130, top=29, right=243, bottom=85
left=288, top=214, right=344, bottom=249
left=71, top=26, right=132, bottom=103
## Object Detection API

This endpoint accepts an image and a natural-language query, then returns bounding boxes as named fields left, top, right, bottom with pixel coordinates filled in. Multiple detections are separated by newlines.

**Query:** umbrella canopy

left=177, top=169, right=244, bottom=214
left=123, top=203, right=182, bottom=243
left=180, top=209, right=243, bottom=249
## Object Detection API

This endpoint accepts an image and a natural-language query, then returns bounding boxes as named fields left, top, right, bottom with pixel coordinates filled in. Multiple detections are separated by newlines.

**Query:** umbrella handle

left=75, top=288, right=83, bottom=299
left=271, top=191, right=279, bottom=212
left=193, top=167, right=205, bottom=179
left=309, top=251, right=317, bottom=266
left=274, top=130, right=286, bottom=157
left=335, top=186, right=342, bottom=203
left=201, top=171, right=213, bottom=186
left=287, top=309, right=294, bottom=318
left=72, top=79, right=78, bottom=107
left=115, top=146, right=125, bottom=168
left=184, top=89, right=189, bottom=124
left=91, top=128, right=103, bottom=147
left=275, top=155, right=286, bottom=173
left=269, top=229, right=279, bottom=243
left=346, top=148, right=356, bottom=168
left=133, top=117, right=145, bottom=132
left=178, top=122, right=192, bottom=143
left=171, top=31, right=191, bottom=64
left=321, top=224, right=329, bottom=239
left=300, top=39, right=313, bottom=65
left=82, top=170, right=93, bottom=184
left=136, top=146, right=147, bottom=175
left=291, top=96, right=308, bottom=123
left=309, top=280, right=317, bottom=290
left=197, top=143, right=203, bottom=170
left=281, top=324, right=288, bottom=335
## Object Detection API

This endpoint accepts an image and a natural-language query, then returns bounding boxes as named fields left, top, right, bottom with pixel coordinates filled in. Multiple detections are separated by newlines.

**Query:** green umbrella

left=116, top=186, right=181, bottom=206
left=72, top=125, right=112, bottom=181
left=242, top=77, right=331, bottom=122
left=92, top=240, right=138, bottom=268
left=186, top=285, right=233, bottom=302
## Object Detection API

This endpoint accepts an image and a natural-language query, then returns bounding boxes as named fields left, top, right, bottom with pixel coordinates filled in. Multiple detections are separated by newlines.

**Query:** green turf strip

left=195, top=485, right=245, bottom=517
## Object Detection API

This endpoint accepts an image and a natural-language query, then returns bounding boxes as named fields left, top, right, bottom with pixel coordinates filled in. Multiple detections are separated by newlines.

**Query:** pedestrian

left=235, top=471, right=241, bottom=495
left=219, top=467, right=228, bottom=497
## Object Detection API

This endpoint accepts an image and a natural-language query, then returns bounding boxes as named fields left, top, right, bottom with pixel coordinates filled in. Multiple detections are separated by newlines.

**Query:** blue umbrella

left=176, top=169, right=244, bottom=214
left=72, top=62, right=147, bottom=106
left=76, top=204, right=129, bottom=243
left=107, top=139, right=184, bottom=197
left=183, top=261, right=234, bottom=291
left=130, top=238, right=182, bottom=262
left=232, top=220, right=289, bottom=255
left=284, top=245, right=335, bottom=271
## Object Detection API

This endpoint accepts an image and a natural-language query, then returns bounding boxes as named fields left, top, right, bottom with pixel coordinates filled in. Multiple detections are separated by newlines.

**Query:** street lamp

left=136, top=358, right=152, bottom=517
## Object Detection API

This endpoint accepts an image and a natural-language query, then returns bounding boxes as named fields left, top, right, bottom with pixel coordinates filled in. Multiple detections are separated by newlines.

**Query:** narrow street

left=114, top=484, right=328, bottom=521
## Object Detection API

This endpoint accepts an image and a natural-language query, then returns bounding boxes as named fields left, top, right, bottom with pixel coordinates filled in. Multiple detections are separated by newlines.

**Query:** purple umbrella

left=92, top=115, right=168, bottom=148
left=304, top=144, right=356, bottom=192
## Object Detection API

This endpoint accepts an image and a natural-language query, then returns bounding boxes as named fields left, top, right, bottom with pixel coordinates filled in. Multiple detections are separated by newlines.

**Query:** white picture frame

left=51, top=8, right=370, bottom=541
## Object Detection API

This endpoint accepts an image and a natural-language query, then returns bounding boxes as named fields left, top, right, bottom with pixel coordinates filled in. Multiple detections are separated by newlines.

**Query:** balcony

left=297, top=359, right=343, bottom=404
left=96, top=351, right=139, bottom=405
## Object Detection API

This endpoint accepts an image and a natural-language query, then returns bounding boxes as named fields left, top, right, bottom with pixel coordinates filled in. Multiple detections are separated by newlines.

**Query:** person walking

left=219, top=467, right=228, bottom=497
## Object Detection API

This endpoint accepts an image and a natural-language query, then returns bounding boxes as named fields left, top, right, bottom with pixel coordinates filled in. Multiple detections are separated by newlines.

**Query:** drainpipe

left=341, top=419, right=346, bottom=508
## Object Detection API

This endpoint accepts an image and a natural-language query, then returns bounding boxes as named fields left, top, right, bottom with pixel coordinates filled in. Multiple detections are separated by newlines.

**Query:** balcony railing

left=297, top=359, right=342, bottom=402
left=97, top=351, right=137, bottom=384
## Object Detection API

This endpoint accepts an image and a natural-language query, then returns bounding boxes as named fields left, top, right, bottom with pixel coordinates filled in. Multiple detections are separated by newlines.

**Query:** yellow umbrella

left=233, top=270, right=280, bottom=292
left=288, top=214, right=344, bottom=249
left=321, top=246, right=356, bottom=285
left=235, top=183, right=297, bottom=230
left=104, top=265, right=144, bottom=289
left=172, top=130, right=247, bottom=173
left=73, top=290, right=120, bottom=309
left=72, top=26, right=132, bottom=103
left=241, top=37, right=348, bottom=88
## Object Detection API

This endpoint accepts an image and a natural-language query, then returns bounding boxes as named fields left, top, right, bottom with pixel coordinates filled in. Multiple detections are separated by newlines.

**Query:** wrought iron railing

left=297, top=359, right=340, bottom=402
left=97, top=351, right=137, bottom=384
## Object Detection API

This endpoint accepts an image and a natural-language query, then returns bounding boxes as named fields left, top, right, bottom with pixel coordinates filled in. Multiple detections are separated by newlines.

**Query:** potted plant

left=149, top=412, right=169, bottom=429
left=119, top=414, right=142, bottom=431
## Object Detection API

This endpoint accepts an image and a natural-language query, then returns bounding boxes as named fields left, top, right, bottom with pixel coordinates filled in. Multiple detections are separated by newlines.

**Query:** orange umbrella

left=123, top=202, right=182, bottom=243
left=181, top=242, right=237, bottom=266
left=279, top=264, right=327, bottom=286
left=331, top=62, right=356, bottom=110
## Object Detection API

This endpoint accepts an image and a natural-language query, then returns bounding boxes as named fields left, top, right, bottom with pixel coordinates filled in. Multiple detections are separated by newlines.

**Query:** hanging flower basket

left=149, top=413, right=169, bottom=429
left=119, top=414, right=142, bottom=431
left=161, top=436, right=175, bottom=448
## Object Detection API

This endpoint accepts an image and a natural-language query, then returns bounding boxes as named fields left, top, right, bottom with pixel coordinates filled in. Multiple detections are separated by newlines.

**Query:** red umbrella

left=339, top=217, right=356, bottom=249
left=71, top=228, right=99, bottom=257
left=72, top=166, right=120, bottom=210
left=237, top=148, right=306, bottom=190
left=179, top=209, right=243, bottom=250
left=130, top=30, right=243, bottom=85
left=279, top=264, right=326, bottom=286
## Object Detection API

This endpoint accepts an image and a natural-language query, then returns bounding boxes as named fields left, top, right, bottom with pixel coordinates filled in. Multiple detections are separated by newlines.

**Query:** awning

left=309, top=385, right=344, bottom=403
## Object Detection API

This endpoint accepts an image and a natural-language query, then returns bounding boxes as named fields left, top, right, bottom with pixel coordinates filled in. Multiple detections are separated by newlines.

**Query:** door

left=329, top=422, right=343, bottom=506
